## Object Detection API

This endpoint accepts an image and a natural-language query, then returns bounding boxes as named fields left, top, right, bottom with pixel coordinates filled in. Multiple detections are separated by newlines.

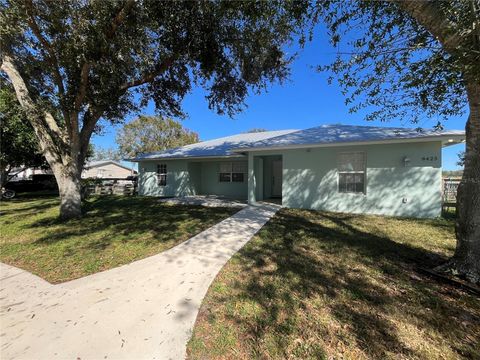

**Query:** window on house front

left=337, top=152, right=366, bottom=194
left=157, top=164, right=167, bottom=186
left=219, top=162, right=247, bottom=182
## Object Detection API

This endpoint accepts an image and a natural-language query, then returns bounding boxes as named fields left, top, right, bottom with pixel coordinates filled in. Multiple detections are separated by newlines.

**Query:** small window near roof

left=219, top=162, right=247, bottom=183
left=337, top=152, right=366, bottom=194
left=157, top=164, right=167, bottom=186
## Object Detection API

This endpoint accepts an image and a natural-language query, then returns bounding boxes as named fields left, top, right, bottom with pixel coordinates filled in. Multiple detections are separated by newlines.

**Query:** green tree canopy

left=90, top=145, right=121, bottom=162
left=0, top=0, right=314, bottom=218
left=116, top=116, right=199, bottom=159
left=317, top=1, right=479, bottom=126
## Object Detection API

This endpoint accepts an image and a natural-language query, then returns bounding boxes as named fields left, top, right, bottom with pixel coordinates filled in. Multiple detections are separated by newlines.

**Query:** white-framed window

left=219, top=162, right=247, bottom=183
left=157, top=164, right=167, bottom=186
left=337, top=152, right=366, bottom=194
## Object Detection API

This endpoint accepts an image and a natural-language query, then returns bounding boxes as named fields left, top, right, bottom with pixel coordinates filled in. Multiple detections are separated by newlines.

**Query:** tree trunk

left=1, top=54, right=86, bottom=220
left=450, top=80, right=480, bottom=283
left=52, top=163, right=83, bottom=220
left=0, top=167, right=9, bottom=188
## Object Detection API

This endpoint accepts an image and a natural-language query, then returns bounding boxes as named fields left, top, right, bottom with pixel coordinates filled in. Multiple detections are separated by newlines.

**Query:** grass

left=187, top=209, right=480, bottom=360
left=0, top=194, right=238, bottom=283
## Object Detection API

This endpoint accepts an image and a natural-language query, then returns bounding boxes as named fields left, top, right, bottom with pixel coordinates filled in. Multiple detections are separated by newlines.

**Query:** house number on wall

left=421, top=156, right=438, bottom=161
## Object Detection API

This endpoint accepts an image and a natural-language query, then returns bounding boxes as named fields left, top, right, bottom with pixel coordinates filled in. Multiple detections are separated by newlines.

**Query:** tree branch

left=73, top=0, right=137, bottom=152
left=74, top=63, right=90, bottom=111
left=118, top=56, right=176, bottom=91
left=78, top=107, right=104, bottom=166
left=24, top=0, right=65, bottom=96
left=1, top=54, right=67, bottom=164
left=67, top=62, right=91, bottom=148
left=391, top=0, right=467, bottom=55
left=106, top=0, right=136, bottom=39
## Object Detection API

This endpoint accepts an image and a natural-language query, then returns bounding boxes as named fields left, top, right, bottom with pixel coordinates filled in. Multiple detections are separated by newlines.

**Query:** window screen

left=337, top=152, right=365, bottom=193
left=219, top=162, right=247, bottom=183
left=232, top=162, right=246, bottom=182
left=157, top=164, right=167, bottom=186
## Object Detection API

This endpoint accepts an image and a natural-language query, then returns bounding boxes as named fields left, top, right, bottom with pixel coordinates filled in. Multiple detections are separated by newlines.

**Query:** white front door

left=272, top=160, right=282, bottom=198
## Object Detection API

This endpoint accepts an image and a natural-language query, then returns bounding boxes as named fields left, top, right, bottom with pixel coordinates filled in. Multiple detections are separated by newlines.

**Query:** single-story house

left=82, top=160, right=136, bottom=179
left=129, top=124, right=465, bottom=218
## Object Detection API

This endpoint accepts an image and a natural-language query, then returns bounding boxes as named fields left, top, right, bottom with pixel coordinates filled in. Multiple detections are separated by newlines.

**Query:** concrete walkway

left=0, top=203, right=279, bottom=360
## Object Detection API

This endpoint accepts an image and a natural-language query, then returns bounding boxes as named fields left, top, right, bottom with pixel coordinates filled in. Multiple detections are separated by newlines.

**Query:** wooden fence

left=442, top=177, right=461, bottom=213
left=83, top=178, right=137, bottom=196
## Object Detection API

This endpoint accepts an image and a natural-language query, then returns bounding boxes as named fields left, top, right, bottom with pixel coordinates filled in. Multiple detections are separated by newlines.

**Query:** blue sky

left=92, top=26, right=466, bottom=170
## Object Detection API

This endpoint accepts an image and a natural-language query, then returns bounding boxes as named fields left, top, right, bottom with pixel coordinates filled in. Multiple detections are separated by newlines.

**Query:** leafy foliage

left=0, top=82, right=45, bottom=183
left=91, top=145, right=121, bottom=162
left=116, top=115, right=199, bottom=159
left=1, top=0, right=314, bottom=127
left=0, top=0, right=315, bottom=218
left=457, top=150, right=466, bottom=167
left=316, top=0, right=479, bottom=127
left=245, top=128, right=268, bottom=133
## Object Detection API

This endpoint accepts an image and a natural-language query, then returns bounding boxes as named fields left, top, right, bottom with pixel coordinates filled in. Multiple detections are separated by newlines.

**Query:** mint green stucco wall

left=138, top=160, right=197, bottom=197
left=138, top=159, right=248, bottom=199
left=139, top=141, right=442, bottom=218
left=248, top=141, right=443, bottom=218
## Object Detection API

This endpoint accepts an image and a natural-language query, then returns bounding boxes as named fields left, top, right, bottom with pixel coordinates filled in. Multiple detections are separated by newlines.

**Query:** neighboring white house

left=129, top=124, right=465, bottom=218
left=82, top=160, right=136, bottom=179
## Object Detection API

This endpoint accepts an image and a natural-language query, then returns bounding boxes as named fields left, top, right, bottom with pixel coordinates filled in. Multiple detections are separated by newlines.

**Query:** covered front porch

left=248, top=153, right=283, bottom=205
left=138, top=158, right=249, bottom=200
left=138, top=154, right=284, bottom=205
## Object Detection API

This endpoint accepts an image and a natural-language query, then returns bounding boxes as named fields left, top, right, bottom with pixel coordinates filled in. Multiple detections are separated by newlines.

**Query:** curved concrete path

left=0, top=203, right=279, bottom=360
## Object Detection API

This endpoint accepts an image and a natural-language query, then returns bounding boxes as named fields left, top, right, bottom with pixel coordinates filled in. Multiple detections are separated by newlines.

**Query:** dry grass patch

left=187, top=209, right=479, bottom=360
left=0, top=194, right=238, bottom=283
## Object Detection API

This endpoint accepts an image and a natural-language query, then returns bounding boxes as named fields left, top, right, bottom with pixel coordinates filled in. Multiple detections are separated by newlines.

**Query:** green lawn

left=188, top=209, right=480, bottom=360
left=0, top=194, right=238, bottom=283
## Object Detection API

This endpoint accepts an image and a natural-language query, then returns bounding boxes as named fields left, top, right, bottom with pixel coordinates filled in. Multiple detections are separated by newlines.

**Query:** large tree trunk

left=1, top=54, right=85, bottom=220
left=392, top=0, right=480, bottom=283
left=450, top=81, right=480, bottom=283
left=52, top=163, right=83, bottom=220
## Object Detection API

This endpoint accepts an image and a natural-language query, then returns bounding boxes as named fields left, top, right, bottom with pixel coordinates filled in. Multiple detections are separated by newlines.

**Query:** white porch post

left=248, top=152, right=256, bottom=204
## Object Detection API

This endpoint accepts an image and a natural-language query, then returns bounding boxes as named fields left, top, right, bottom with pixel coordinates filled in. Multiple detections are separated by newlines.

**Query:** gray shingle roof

left=129, top=130, right=296, bottom=161
left=129, top=124, right=465, bottom=161
left=235, top=124, right=465, bottom=150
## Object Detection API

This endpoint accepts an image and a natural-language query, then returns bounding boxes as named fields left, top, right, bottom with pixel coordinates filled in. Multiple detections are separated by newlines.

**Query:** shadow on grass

left=0, top=195, right=59, bottom=223
left=205, top=209, right=479, bottom=359
left=29, top=196, right=237, bottom=249
left=2, top=194, right=239, bottom=283
left=0, top=199, right=58, bottom=216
